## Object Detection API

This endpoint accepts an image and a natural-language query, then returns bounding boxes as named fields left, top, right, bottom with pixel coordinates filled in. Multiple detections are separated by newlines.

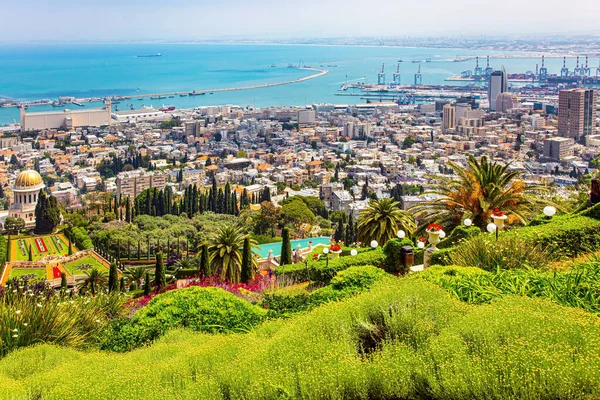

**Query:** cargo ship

left=159, top=105, right=176, bottom=112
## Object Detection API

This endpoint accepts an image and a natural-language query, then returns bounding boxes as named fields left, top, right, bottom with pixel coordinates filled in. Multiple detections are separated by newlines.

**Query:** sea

left=0, top=43, right=585, bottom=125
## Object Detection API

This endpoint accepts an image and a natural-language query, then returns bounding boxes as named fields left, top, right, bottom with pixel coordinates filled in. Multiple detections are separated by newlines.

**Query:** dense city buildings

left=442, top=104, right=456, bottom=132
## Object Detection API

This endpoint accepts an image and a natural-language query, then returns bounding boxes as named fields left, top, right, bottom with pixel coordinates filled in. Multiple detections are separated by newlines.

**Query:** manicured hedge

left=426, top=214, right=600, bottom=267
left=0, top=235, right=6, bottom=265
left=263, top=266, right=392, bottom=316
left=275, top=248, right=385, bottom=283
left=66, top=227, right=93, bottom=250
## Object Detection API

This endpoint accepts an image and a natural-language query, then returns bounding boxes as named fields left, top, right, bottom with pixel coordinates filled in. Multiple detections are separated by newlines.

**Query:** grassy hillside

left=1, top=279, right=600, bottom=400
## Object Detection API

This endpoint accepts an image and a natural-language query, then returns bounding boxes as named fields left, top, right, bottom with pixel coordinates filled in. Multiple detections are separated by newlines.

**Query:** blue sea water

left=0, top=43, right=579, bottom=124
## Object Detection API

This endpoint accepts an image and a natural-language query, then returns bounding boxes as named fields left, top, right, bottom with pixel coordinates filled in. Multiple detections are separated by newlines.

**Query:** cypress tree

left=210, top=176, right=218, bottom=212
left=200, top=244, right=210, bottom=277
left=68, top=234, right=73, bottom=255
left=143, top=272, right=151, bottom=296
left=137, top=240, right=141, bottom=260
left=280, top=228, right=292, bottom=266
left=240, top=237, right=253, bottom=284
left=108, top=262, right=118, bottom=293
left=335, top=220, right=345, bottom=243
left=60, top=273, right=67, bottom=291
left=125, top=197, right=131, bottom=222
left=120, top=277, right=126, bottom=292
left=28, top=244, right=32, bottom=262
left=154, top=252, right=166, bottom=290
left=224, top=183, right=231, bottom=214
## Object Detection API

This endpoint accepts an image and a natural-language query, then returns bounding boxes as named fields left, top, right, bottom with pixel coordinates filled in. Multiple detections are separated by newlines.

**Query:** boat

left=138, top=98, right=144, bottom=100
left=140, top=105, right=154, bottom=110
left=270, top=64, right=276, bottom=67
left=189, top=91, right=205, bottom=96
left=179, top=94, right=187, bottom=97
left=137, top=53, right=162, bottom=58
left=168, top=95, right=175, bottom=98
left=159, top=105, right=176, bottom=112
left=150, top=96, right=167, bottom=100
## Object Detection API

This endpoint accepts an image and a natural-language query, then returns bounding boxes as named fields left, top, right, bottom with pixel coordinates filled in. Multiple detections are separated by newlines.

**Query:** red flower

left=418, top=236, right=427, bottom=243
left=312, top=254, right=319, bottom=260
left=330, top=243, right=341, bottom=252
left=427, top=223, right=443, bottom=232
left=492, top=208, right=505, bottom=217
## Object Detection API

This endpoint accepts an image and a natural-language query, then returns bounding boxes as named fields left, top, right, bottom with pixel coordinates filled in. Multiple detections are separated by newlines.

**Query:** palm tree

left=357, top=198, right=416, bottom=246
left=76, top=268, right=108, bottom=295
left=411, top=155, right=553, bottom=231
left=124, top=266, right=149, bottom=288
left=207, top=225, right=257, bottom=283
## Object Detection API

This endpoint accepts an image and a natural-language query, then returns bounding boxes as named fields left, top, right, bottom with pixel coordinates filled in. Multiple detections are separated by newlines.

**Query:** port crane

left=539, top=55, right=548, bottom=82
left=560, top=57, right=569, bottom=77
left=392, top=63, right=401, bottom=85
left=597, top=58, right=600, bottom=78
left=483, top=56, right=493, bottom=79
left=574, top=56, right=582, bottom=76
left=583, top=56, right=591, bottom=76
left=414, top=63, right=422, bottom=85
left=377, top=63, right=385, bottom=85
left=473, top=56, right=483, bottom=80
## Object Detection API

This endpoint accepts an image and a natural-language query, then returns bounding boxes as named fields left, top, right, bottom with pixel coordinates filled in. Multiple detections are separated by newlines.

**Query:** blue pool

left=256, top=237, right=331, bottom=259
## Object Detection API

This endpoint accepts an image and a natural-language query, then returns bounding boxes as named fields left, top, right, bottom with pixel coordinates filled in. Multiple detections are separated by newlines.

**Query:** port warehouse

left=19, top=102, right=112, bottom=131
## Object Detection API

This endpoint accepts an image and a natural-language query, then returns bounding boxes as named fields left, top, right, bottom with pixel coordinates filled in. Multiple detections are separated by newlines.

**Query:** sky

left=1, top=0, right=599, bottom=42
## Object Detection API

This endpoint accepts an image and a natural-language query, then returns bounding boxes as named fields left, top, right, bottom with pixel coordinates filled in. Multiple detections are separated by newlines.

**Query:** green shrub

left=0, top=289, right=125, bottom=357
left=100, top=287, right=267, bottom=352
left=416, top=261, right=600, bottom=316
left=4, top=280, right=600, bottom=399
left=449, top=233, right=554, bottom=271
left=428, top=247, right=454, bottom=266
left=264, top=266, right=390, bottom=315
left=429, top=215, right=600, bottom=266
left=276, top=248, right=385, bottom=283
left=330, top=265, right=389, bottom=290
left=382, top=238, right=413, bottom=275
left=579, top=202, right=600, bottom=220
left=67, top=227, right=93, bottom=250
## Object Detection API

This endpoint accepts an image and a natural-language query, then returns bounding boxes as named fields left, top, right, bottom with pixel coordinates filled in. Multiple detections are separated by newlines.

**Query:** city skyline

left=1, top=0, right=599, bottom=42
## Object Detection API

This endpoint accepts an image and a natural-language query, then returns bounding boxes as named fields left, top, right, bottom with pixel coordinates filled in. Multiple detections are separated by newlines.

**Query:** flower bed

left=34, top=238, right=48, bottom=253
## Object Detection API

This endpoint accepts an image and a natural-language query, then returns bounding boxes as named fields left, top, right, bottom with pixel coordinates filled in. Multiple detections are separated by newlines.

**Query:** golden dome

left=15, top=170, right=44, bottom=190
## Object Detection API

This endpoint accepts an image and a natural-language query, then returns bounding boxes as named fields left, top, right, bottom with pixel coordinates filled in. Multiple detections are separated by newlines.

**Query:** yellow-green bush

left=2, top=279, right=600, bottom=399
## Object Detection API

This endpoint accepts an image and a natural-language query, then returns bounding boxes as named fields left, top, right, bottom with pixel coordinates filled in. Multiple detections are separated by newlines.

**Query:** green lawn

left=13, top=236, right=71, bottom=262
left=64, top=255, right=107, bottom=276
left=8, top=268, right=46, bottom=281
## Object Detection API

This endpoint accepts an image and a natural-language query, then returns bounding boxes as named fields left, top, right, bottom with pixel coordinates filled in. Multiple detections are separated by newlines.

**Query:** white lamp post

left=464, top=218, right=472, bottom=227
left=370, top=240, right=378, bottom=249
left=397, top=230, right=406, bottom=239
left=487, top=223, right=497, bottom=233
left=322, top=247, right=330, bottom=268
left=439, top=230, right=446, bottom=239
left=417, top=241, right=425, bottom=249
left=543, top=206, right=557, bottom=218
left=350, top=249, right=358, bottom=256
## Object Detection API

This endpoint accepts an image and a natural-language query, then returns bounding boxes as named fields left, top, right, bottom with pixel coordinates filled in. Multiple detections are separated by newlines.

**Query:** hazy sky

left=1, top=0, right=598, bottom=42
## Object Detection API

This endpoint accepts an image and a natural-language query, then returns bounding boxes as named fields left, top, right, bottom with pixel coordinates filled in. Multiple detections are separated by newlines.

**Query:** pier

left=0, top=68, right=329, bottom=109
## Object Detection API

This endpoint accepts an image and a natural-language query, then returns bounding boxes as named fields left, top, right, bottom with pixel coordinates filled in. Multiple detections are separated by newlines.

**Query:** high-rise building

left=442, top=104, right=456, bottom=132
left=488, top=67, right=508, bottom=111
left=558, top=89, right=597, bottom=142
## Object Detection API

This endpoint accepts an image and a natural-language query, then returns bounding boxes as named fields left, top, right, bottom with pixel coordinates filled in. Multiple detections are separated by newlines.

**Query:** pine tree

left=280, top=228, right=292, bottom=266
left=143, top=272, right=151, bottom=296
left=108, top=262, right=118, bottom=293
left=154, top=252, right=166, bottom=290
left=200, top=244, right=210, bottom=277
left=240, top=237, right=253, bottom=284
